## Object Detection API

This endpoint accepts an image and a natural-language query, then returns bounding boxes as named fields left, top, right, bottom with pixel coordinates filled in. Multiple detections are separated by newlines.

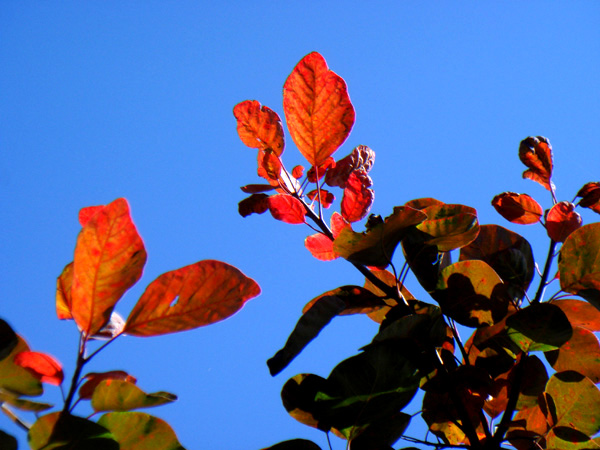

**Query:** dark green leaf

left=0, top=335, right=42, bottom=396
left=261, top=439, right=322, bottom=450
left=0, top=430, right=17, bottom=450
left=401, top=228, right=443, bottom=292
left=506, top=303, right=572, bottom=352
left=0, top=319, right=18, bottom=361
left=349, top=412, right=410, bottom=450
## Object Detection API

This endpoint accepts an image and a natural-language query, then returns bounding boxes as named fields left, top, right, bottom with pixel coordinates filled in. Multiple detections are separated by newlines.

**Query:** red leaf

left=72, top=198, right=147, bottom=337
left=546, top=201, right=582, bottom=242
left=238, top=193, right=269, bottom=218
left=283, top=52, right=355, bottom=167
left=14, top=351, right=63, bottom=386
left=56, top=262, right=74, bottom=320
left=325, top=145, right=375, bottom=188
left=124, top=260, right=261, bottom=336
left=576, top=182, right=600, bottom=213
left=491, top=192, right=543, bottom=225
left=519, top=136, right=554, bottom=191
left=304, top=212, right=351, bottom=261
left=240, top=184, right=276, bottom=194
left=78, top=205, right=105, bottom=226
left=341, top=170, right=374, bottom=223
left=307, top=157, right=335, bottom=183
left=267, top=194, right=306, bottom=224
left=307, top=189, right=335, bottom=208
left=79, top=371, right=137, bottom=400
left=233, top=100, right=284, bottom=156
left=257, top=148, right=283, bottom=182
left=292, top=165, right=304, bottom=179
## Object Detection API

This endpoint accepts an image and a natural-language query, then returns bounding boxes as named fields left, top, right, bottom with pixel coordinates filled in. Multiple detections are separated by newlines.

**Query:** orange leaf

left=71, top=198, right=147, bottom=336
left=307, top=157, right=335, bottom=183
left=283, top=52, right=355, bottom=167
left=304, top=212, right=351, bottom=261
left=307, top=189, right=334, bottom=208
left=258, top=148, right=283, bottom=182
left=233, top=100, right=284, bottom=156
left=519, top=136, right=554, bottom=191
left=79, top=205, right=105, bottom=226
left=238, top=193, right=270, bottom=218
left=79, top=371, right=137, bottom=400
left=292, top=165, right=304, bottom=179
left=491, top=192, right=543, bottom=225
left=546, top=201, right=582, bottom=242
left=341, top=170, right=374, bottom=223
left=14, top=351, right=63, bottom=386
left=267, top=194, right=306, bottom=224
left=124, top=260, right=260, bottom=337
left=56, top=262, right=74, bottom=320
left=576, top=182, right=600, bottom=214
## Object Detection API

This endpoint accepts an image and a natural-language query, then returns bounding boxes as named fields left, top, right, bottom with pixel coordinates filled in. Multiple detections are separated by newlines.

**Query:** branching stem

left=532, top=240, right=557, bottom=303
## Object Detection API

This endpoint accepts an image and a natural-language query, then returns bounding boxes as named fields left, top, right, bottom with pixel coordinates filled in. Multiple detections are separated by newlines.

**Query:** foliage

left=234, top=52, right=600, bottom=450
left=0, top=198, right=260, bottom=449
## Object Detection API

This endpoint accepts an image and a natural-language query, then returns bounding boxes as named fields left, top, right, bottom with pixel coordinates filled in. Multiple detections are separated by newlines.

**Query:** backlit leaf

left=56, top=262, right=74, bottom=320
left=258, top=148, right=283, bottom=182
left=0, top=389, right=53, bottom=412
left=79, top=205, right=105, bottom=226
left=0, top=336, right=42, bottom=396
left=551, top=299, right=600, bottom=331
left=576, top=181, right=600, bottom=214
left=283, top=52, right=355, bottom=167
left=416, top=204, right=479, bottom=252
left=559, top=223, right=600, bottom=309
left=240, top=184, right=276, bottom=194
left=98, top=412, right=186, bottom=450
left=433, top=260, right=509, bottom=327
left=545, top=327, right=600, bottom=383
left=14, top=351, right=63, bottom=386
left=238, top=193, right=270, bottom=218
left=91, top=379, right=176, bottom=412
left=333, top=206, right=427, bottom=267
left=124, top=260, right=260, bottom=336
left=364, top=270, right=415, bottom=323
left=546, top=201, right=582, bottom=243
left=267, top=194, right=306, bottom=224
left=519, top=136, right=554, bottom=191
left=72, top=198, right=147, bottom=336
left=341, top=170, right=374, bottom=223
left=79, top=371, right=137, bottom=400
left=306, top=189, right=334, bottom=208
left=28, top=412, right=118, bottom=450
left=305, top=212, right=350, bottom=261
left=491, top=192, right=543, bottom=225
left=459, top=224, right=535, bottom=302
left=307, top=157, right=335, bottom=183
left=233, top=100, right=284, bottom=156
left=260, top=439, right=321, bottom=450
left=325, top=145, right=374, bottom=189
left=0, top=319, right=18, bottom=361
left=506, top=303, right=572, bottom=352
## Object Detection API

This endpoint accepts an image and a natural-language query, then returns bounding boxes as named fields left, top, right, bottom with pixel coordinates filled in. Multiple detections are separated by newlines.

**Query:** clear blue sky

left=1, top=2, right=599, bottom=449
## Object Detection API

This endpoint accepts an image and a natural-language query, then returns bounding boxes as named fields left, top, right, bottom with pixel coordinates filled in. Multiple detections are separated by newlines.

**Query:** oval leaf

left=551, top=299, right=600, bottom=331
left=261, top=439, right=321, bottom=450
left=98, top=412, right=186, bottom=450
left=91, top=379, right=176, bottom=412
left=72, top=198, right=147, bottom=336
left=491, top=192, right=543, bottom=225
left=506, top=303, right=572, bottom=352
left=56, top=262, right=74, bottom=320
left=283, top=52, right=355, bottom=167
left=576, top=181, right=600, bottom=214
left=0, top=319, right=18, bottom=361
left=14, top=351, right=63, bottom=386
left=341, top=170, right=374, bottom=223
left=124, top=260, right=260, bottom=336
left=416, top=204, right=479, bottom=252
left=545, top=327, right=600, bottom=383
left=546, top=201, right=582, bottom=243
left=267, top=194, right=306, bottom=224
left=79, top=371, right=137, bottom=400
left=233, top=100, right=284, bottom=155
left=0, top=336, right=42, bottom=396
left=519, top=136, right=554, bottom=191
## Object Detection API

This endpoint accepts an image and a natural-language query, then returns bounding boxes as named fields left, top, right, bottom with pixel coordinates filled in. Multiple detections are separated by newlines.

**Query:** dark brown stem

left=532, top=239, right=557, bottom=303
left=61, top=334, right=87, bottom=415
left=491, top=354, right=526, bottom=448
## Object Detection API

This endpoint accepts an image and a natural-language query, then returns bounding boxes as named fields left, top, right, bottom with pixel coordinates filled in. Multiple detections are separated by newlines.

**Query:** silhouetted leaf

left=0, top=319, right=17, bottom=361
left=416, top=204, right=479, bottom=252
left=260, top=439, right=322, bottom=450
left=559, top=223, right=600, bottom=310
left=240, top=184, right=277, bottom=194
left=460, top=224, right=534, bottom=302
left=0, top=336, right=42, bottom=396
left=283, top=52, right=355, bottom=167
left=349, top=412, right=410, bottom=450
left=56, top=262, right=74, bottom=320
left=72, top=198, right=147, bottom=336
left=234, top=100, right=285, bottom=155
left=91, top=379, right=176, bottom=412
left=364, top=270, right=415, bottom=323
left=546, top=201, right=582, bottom=242
left=98, top=411, right=186, bottom=450
left=79, top=371, right=137, bottom=400
left=519, top=136, right=554, bottom=191
left=124, top=260, right=260, bottom=336
left=0, top=430, right=17, bottom=450
left=333, top=206, right=427, bottom=267
left=239, top=193, right=270, bottom=218
left=14, top=351, right=63, bottom=386
left=491, top=192, right=543, bottom=225
left=401, top=228, right=442, bottom=293
left=506, top=303, right=572, bottom=352
left=433, top=260, right=509, bottom=327
left=28, top=413, right=118, bottom=450
left=576, top=181, right=600, bottom=214
left=545, top=327, right=600, bottom=383
left=267, top=194, right=306, bottom=224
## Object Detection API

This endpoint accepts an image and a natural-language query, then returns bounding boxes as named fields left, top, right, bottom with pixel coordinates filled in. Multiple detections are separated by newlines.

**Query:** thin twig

left=532, top=240, right=557, bottom=304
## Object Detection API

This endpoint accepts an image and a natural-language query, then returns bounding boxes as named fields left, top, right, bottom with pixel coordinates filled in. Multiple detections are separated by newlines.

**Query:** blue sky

left=1, top=2, right=599, bottom=449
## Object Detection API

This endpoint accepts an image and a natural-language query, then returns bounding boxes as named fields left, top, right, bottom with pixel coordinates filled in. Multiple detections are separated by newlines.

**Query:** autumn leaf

left=416, top=204, right=479, bottom=251
left=0, top=319, right=18, bottom=361
left=14, top=351, right=63, bottom=386
left=233, top=100, right=284, bottom=156
left=307, top=189, right=335, bottom=208
left=0, top=336, right=42, bottom=396
left=56, top=262, right=74, bottom=320
left=491, top=192, right=543, bottom=225
left=546, top=201, right=582, bottom=242
left=124, top=260, right=260, bottom=336
left=341, top=170, right=374, bottom=223
left=325, top=145, right=375, bottom=189
left=267, top=194, right=306, bottom=224
left=307, top=157, right=335, bottom=183
left=305, top=212, right=351, bottom=261
left=79, top=205, right=105, bottom=226
left=576, top=182, right=600, bottom=213
left=238, top=193, right=270, bottom=218
left=79, top=371, right=137, bottom=400
left=91, top=379, right=176, bottom=412
left=292, top=165, right=304, bottom=179
left=240, top=184, right=276, bottom=194
left=518, top=136, right=554, bottom=191
left=71, top=198, right=147, bottom=336
left=283, top=52, right=355, bottom=167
